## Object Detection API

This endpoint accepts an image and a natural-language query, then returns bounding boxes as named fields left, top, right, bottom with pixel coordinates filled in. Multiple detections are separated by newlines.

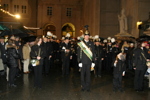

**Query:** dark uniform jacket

left=77, top=40, right=95, bottom=64
left=42, top=42, right=53, bottom=58
left=133, top=48, right=148, bottom=70
left=95, top=45, right=104, bottom=59
left=113, top=59, right=126, bottom=74
left=30, top=45, right=46, bottom=65
left=60, top=42, right=72, bottom=60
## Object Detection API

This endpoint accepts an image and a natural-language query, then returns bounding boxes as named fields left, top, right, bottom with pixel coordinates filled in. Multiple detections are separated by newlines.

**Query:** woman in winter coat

left=30, top=37, right=46, bottom=88
left=6, top=39, right=20, bottom=87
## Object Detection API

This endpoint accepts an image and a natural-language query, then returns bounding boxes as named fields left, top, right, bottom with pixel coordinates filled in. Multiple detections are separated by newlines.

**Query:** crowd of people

left=0, top=30, right=150, bottom=93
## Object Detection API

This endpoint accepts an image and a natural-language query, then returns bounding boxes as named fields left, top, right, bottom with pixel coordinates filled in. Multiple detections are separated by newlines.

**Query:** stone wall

left=121, top=0, right=150, bottom=38
left=100, top=0, right=121, bottom=38
left=82, top=0, right=100, bottom=36
left=37, top=0, right=83, bottom=38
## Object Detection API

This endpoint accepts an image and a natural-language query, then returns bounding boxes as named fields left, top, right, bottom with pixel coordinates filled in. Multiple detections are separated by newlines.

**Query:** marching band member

left=60, top=33, right=72, bottom=76
left=77, top=27, right=95, bottom=92
left=94, top=35, right=104, bottom=77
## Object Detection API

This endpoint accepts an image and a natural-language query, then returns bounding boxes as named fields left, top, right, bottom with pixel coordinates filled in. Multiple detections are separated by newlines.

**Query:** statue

left=118, top=9, right=128, bottom=34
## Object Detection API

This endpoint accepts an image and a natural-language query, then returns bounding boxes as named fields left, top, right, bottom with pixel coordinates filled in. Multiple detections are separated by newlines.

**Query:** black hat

left=107, top=40, right=111, bottom=43
left=112, top=42, right=116, bottom=45
left=65, top=37, right=70, bottom=40
left=94, top=38, right=100, bottom=42
left=107, top=37, right=112, bottom=43
left=45, top=36, right=50, bottom=39
left=64, top=33, right=71, bottom=40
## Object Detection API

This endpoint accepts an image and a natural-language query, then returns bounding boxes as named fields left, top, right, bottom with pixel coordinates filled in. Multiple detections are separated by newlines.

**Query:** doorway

left=62, top=23, right=75, bottom=37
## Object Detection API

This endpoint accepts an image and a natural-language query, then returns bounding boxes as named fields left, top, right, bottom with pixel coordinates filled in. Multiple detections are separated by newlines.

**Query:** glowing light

left=0, top=8, right=21, bottom=19
left=23, top=26, right=41, bottom=29
left=15, top=14, right=20, bottom=19
left=137, top=20, right=142, bottom=28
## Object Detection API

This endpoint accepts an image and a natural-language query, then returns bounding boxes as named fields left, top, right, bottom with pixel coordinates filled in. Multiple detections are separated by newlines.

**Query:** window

left=3, top=4, right=9, bottom=11
left=47, top=7, right=52, bottom=16
left=22, top=5, right=26, bottom=13
left=14, top=5, right=19, bottom=12
left=66, top=8, right=72, bottom=17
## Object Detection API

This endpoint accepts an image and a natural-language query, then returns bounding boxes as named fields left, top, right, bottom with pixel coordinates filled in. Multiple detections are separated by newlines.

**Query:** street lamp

left=137, top=20, right=142, bottom=28
left=15, top=14, right=21, bottom=19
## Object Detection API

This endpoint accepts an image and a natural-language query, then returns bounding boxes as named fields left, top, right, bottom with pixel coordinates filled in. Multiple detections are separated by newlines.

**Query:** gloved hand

left=91, top=63, right=95, bottom=68
left=79, top=63, right=82, bottom=67
left=90, top=63, right=95, bottom=71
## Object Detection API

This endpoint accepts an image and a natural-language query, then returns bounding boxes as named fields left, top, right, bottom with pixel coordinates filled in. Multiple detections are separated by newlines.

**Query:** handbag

left=30, top=59, right=40, bottom=66
left=30, top=48, right=41, bottom=66
left=141, top=52, right=150, bottom=67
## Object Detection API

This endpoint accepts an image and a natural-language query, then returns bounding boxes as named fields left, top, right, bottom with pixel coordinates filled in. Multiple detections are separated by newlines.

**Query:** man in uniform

left=42, top=36, right=53, bottom=76
left=105, top=38, right=113, bottom=72
left=94, top=36, right=104, bottom=77
left=60, top=34, right=72, bottom=76
left=77, top=28, right=95, bottom=92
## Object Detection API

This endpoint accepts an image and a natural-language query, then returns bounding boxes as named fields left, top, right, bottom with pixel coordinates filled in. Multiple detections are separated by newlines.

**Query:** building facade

left=0, top=0, right=150, bottom=38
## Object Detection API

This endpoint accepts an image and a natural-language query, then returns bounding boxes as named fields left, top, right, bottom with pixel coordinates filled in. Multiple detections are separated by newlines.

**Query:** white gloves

left=91, top=63, right=95, bottom=68
left=78, top=63, right=95, bottom=70
left=122, top=71, right=125, bottom=76
left=91, top=63, right=95, bottom=71
left=79, top=63, right=82, bottom=67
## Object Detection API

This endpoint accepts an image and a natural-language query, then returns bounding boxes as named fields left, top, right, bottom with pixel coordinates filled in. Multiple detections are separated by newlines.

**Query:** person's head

left=64, top=38, right=70, bottom=44
left=123, top=41, right=128, bottom=44
left=0, top=36, right=5, bottom=42
left=94, top=38, right=100, bottom=46
left=95, top=41, right=100, bottom=46
left=84, top=34, right=90, bottom=41
left=107, top=41, right=112, bottom=45
left=9, top=35, right=16, bottom=40
left=35, top=37, right=42, bottom=45
left=145, top=44, right=149, bottom=49
left=43, top=37, right=48, bottom=42
left=7, top=39, right=16, bottom=47
left=129, top=43, right=134, bottom=48
left=137, top=41, right=146, bottom=48
left=141, top=42, right=146, bottom=47
left=15, top=36, right=20, bottom=41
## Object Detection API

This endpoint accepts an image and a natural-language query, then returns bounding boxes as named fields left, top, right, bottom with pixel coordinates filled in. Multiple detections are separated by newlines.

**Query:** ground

left=0, top=65, right=150, bottom=100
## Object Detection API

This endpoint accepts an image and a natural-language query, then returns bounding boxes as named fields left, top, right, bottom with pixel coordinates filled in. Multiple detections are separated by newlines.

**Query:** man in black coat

left=94, top=38, right=104, bottom=77
left=42, top=37, right=53, bottom=76
left=77, top=30, right=95, bottom=92
left=60, top=37, right=72, bottom=76
left=105, top=41, right=113, bottom=72
left=133, top=42, right=149, bottom=92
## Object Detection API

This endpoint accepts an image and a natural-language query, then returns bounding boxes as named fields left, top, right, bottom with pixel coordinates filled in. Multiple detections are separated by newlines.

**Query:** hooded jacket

left=6, top=45, right=20, bottom=67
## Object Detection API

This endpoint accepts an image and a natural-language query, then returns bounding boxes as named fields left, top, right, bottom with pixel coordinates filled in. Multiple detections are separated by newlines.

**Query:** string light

left=0, top=8, right=21, bottom=19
